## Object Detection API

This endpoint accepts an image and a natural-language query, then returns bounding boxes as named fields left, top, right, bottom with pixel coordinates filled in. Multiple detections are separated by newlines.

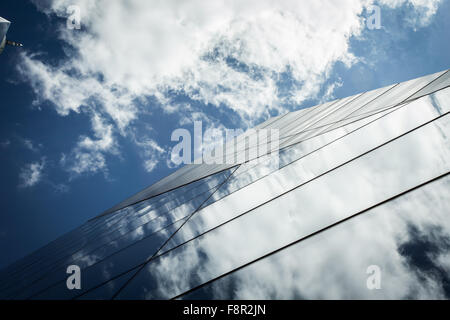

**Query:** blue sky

left=0, top=0, right=449, bottom=269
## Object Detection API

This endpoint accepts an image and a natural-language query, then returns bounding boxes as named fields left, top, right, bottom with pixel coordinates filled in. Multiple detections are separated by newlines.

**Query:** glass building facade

left=0, top=69, right=449, bottom=299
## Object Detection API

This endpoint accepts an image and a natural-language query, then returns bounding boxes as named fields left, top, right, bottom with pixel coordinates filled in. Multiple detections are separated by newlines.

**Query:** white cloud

left=22, top=138, right=42, bottom=153
left=19, top=158, right=46, bottom=188
left=23, top=139, right=35, bottom=151
left=52, top=182, right=70, bottom=193
left=0, top=140, right=10, bottom=148
left=61, top=113, right=118, bottom=177
left=320, top=80, right=344, bottom=103
left=19, top=0, right=443, bottom=179
left=380, top=0, right=442, bottom=27
left=18, top=54, right=137, bottom=132
left=133, top=137, right=165, bottom=173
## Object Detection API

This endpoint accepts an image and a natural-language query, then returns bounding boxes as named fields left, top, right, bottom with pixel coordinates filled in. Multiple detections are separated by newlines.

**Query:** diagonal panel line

left=171, top=171, right=450, bottom=300
left=224, top=101, right=410, bottom=178
left=20, top=168, right=241, bottom=298
left=96, top=163, right=221, bottom=220
left=91, top=164, right=241, bottom=222
left=25, top=171, right=237, bottom=299
left=12, top=175, right=230, bottom=299
left=222, top=94, right=360, bottom=161
left=109, top=165, right=241, bottom=300
left=308, top=71, right=450, bottom=139
left=6, top=180, right=196, bottom=291
left=249, top=83, right=450, bottom=165
left=278, top=83, right=400, bottom=147
left=283, top=83, right=401, bottom=141
left=222, top=98, right=335, bottom=158
left=403, top=70, right=449, bottom=102
left=25, top=218, right=189, bottom=300
left=227, top=81, right=450, bottom=163
left=0, top=207, right=124, bottom=283
left=211, top=98, right=433, bottom=206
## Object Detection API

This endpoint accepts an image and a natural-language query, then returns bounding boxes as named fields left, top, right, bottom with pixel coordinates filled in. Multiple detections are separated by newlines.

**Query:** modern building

left=0, top=16, right=22, bottom=55
left=0, top=69, right=449, bottom=299
left=0, top=16, right=10, bottom=55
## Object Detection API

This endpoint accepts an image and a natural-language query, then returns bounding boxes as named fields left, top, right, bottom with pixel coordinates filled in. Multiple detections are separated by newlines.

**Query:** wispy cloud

left=380, top=0, right=443, bottom=28
left=18, top=0, right=444, bottom=180
left=22, top=138, right=42, bottom=153
left=19, top=158, right=46, bottom=188
left=0, top=140, right=11, bottom=148
left=50, top=182, right=70, bottom=193
left=133, top=136, right=166, bottom=173
left=60, top=113, right=118, bottom=178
